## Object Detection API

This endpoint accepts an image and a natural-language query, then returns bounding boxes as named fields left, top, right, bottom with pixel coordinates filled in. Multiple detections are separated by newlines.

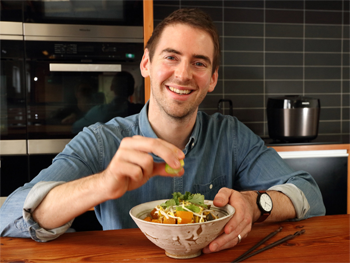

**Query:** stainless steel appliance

left=267, top=95, right=321, bottom=142
left=0, top=21, right=29, bottom=196
left=23, top=0, right=143, bottom=26
left=24, top=33, right=144, bottom=154
left=0, top=1, right=145, bottom=195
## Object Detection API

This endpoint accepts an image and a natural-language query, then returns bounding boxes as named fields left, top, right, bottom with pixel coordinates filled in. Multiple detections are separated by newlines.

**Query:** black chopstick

left=232, top=227, right=282, bottom=262
left=232, top=229, right=305, bottom=262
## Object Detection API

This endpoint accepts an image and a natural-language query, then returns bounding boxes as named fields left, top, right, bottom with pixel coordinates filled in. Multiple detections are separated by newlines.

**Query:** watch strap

left=256, top=190, right=271, bottom=223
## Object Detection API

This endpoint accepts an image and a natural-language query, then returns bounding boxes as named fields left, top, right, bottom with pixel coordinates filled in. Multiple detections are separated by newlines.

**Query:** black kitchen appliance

left=267, top=95, right=320, bottom=142
left=0, top=0, right=145, bottom=197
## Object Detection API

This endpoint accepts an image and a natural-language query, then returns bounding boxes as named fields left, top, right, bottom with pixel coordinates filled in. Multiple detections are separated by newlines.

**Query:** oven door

left=0, top=1, right=23, bottom=22
left=25, top=40, right=144, bottom=154
left=0, top=39, right=27, bottom=155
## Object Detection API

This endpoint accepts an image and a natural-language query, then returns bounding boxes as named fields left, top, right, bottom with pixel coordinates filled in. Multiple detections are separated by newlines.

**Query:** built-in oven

left=23, top=0, right=143, bottom=26
left=24, top=23, right=144, bottom=156
left=0, top=2, right=145, bottom=194
left=0, top=21, right=29, bottom=196
left=0, top=1, right=23, bottom=22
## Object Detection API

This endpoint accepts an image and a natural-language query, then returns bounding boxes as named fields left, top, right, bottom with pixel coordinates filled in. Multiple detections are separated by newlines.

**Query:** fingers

left=153, top=162, right=185, bottom=177
left=103, top=136, right=185, bottom=199
left=120, top=136, right=185, bottom=170
left=202, top=222, right=251, bottom=253
left=213, top=187, right=233, bottom=207
left=203, top=188, right=254, bottom=254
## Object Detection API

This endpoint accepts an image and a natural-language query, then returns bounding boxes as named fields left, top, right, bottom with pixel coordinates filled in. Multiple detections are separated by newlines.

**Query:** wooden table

left=1, top=215, right=349, bottom=262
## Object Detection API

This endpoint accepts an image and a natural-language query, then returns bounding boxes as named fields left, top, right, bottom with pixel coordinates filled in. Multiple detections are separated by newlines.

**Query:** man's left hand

left=202, top=187, right=258, bottom=253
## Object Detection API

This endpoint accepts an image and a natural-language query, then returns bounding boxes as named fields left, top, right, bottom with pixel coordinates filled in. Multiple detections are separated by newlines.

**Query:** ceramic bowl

left=129, top=199, right=235, bottom=259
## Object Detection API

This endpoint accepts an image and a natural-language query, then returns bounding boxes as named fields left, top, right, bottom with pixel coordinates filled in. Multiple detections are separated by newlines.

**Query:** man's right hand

left=32, top=136, right=184, bottom=230
left=100, top=135, right=185, bottom=200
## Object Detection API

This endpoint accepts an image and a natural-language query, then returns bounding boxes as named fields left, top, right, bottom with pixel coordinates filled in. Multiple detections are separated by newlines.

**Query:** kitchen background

left=0, top=1, right=349, bottom=213
left=154, top=0, right=349, bottom=144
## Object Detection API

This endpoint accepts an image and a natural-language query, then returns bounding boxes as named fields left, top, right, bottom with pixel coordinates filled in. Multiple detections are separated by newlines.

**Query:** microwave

left=0, top=0, right=143, bottom=26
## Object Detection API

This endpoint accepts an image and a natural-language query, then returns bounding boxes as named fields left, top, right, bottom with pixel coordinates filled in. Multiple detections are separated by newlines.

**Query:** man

left=0, top=8, right=325, bottom=254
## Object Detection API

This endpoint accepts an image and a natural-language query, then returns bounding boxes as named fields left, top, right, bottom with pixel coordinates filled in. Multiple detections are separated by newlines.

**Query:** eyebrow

left=160, top=48, right=212, bottom=66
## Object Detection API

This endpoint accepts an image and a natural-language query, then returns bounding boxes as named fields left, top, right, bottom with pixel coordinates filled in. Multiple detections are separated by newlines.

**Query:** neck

left=147, top=102, right=197, bottom=150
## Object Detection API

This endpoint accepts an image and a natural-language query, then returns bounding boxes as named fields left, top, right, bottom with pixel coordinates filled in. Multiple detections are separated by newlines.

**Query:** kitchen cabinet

left=143, top=0, right=152, bottom=103
left=272, top=144, right=350, bottom=215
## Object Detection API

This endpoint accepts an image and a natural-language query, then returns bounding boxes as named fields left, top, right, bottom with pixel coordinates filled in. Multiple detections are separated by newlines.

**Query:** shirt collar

left=139, top=101, right=200, bottom=155
left=139, top=101, right=158, bottom=139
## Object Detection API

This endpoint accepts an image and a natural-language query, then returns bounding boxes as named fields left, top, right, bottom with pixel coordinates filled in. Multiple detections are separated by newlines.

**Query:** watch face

left=260, top=193, right=272, bottom=212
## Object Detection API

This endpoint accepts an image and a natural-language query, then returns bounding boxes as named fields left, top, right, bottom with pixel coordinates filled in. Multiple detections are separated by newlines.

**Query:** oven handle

left=49, top=63, right=121, bottom=72
left=27, top=139, right=71, bottom=155
left=0, top=140, right=27, bottom=155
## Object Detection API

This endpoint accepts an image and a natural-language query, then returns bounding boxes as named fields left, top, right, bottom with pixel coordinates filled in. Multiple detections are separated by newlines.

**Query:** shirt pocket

left=193, top=175, right=227, bottom=200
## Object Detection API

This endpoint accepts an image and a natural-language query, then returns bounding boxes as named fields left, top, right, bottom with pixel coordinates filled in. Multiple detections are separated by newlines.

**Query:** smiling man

left=0, top=8, right=325, bottom=254
left=142, top=22, right=218, bottom=149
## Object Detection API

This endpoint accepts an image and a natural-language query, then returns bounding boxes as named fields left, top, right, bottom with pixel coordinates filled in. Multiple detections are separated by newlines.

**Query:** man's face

left=141, top=23, right=218, bottom=119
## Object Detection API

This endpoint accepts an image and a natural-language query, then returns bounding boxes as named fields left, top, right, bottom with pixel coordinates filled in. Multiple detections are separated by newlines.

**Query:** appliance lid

left=267, top=95, right=320, bottom=109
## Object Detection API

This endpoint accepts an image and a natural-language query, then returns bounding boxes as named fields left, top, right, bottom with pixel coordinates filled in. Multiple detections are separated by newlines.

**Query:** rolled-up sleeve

left=22, top=181, right=74, bottom=242
left=1, top=181, right=74, bottom=242
left=0, top=125, right=103, bottom=241
left=268, top=183, right=310, bottom=220
left=233, top=119, right=326, bottom=219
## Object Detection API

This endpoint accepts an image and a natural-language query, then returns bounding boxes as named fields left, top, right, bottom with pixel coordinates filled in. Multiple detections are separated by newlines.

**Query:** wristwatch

left=256, top=190, right=273, bottom=223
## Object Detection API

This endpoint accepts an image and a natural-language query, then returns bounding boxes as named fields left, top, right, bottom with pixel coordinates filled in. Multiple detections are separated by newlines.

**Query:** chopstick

left=232, top=227, right=282, bottom=262
left=232, top=228, right=305, bottom=262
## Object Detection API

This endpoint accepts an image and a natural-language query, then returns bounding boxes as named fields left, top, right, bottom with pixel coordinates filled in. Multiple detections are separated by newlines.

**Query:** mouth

left=168, top=86, right=192, bottom=95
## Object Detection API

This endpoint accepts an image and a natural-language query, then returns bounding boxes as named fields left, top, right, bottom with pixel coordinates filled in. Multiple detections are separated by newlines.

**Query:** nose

left=174, top=61, right=192, bottom=82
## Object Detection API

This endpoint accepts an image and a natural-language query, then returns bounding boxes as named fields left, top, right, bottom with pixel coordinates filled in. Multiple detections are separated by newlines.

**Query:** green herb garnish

left=160, top=191, right=208, bottom=212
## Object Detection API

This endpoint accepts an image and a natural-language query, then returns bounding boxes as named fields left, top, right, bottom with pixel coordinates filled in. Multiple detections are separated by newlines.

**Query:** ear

left=208, top=67, right=219, bottom=93
left=140, top=48, right=151, bottom=78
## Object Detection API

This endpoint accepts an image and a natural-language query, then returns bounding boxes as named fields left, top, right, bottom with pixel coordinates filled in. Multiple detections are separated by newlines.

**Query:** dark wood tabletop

left=1, top=214, right=349, bottom=262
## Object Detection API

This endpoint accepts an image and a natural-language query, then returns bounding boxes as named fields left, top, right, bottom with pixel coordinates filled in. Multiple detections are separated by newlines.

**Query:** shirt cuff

left=268, top=183, right=310, bottom=220
left=23, top=181, right=74, bottom=242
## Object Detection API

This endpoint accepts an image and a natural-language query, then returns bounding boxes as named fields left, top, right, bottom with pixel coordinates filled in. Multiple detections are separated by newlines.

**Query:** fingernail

left=211, top=243, right=218, bottom=252
left=216, top=198, right=223, bottom=203
left=177, top=150, right=185, bottom=159
left=174, top=159, right=180, bottom=167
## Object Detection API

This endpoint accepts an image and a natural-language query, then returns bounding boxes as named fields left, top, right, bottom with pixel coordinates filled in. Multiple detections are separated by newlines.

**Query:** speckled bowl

left=129, top=199, right=235, bottom=259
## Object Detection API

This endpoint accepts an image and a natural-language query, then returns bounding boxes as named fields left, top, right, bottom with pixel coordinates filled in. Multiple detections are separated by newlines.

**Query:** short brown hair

left=145, top=8, right=220, bottom=74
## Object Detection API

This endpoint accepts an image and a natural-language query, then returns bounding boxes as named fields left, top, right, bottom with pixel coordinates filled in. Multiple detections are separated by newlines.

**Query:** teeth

left=169, top=86, right=191, bottom=95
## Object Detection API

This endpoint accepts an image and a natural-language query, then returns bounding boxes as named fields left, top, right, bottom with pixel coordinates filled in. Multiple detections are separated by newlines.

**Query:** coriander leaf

left=188, top=193, right=207, bottom=208
left=176, top=206, right=185, bottom=211
left=172, top=192, right=183, bottom=205
left=183, top=191, right=192, bottom=201
left=160, top=199, right=176, bottom=208
left=185, top=204, right=200, bottom=213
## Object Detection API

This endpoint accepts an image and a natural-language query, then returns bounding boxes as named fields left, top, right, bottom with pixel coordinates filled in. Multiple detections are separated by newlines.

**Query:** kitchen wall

left=153, top=0, right=350, bottom=143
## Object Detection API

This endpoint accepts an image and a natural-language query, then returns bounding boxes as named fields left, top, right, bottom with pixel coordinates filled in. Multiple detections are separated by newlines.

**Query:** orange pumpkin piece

left=163, top=216, right=176, bottom=224
left=176, top=211, right=193, bottom=224
left=151, top=219, right=162, bottom=223
left=144, top=216, right=151, bottom=222
left=150, top=208, right=159, bottom=219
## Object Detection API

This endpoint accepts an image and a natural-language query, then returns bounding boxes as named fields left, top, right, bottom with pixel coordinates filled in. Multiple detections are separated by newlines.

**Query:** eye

left=194, top=61, right=206, bottom=67
left=165, top=56, right=176, bottom=60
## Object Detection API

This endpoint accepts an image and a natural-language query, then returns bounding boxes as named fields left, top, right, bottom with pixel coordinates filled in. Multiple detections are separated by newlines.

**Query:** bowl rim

left=129, top=199, right=235, bottom=227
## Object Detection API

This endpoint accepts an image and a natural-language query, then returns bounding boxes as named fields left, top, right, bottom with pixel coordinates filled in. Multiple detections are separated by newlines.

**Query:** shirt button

left=209, top=184, right=213, bottom=189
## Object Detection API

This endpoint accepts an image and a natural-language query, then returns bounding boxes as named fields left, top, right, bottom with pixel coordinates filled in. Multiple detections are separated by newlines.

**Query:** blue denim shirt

left=0, top=103, right=325, bottom=241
